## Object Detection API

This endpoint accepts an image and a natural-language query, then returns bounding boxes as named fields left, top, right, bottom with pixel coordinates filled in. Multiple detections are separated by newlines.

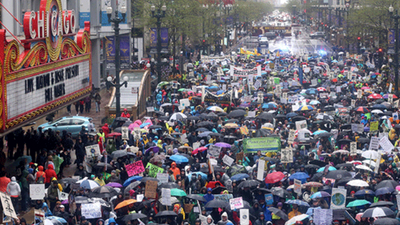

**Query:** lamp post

left=292, top=5, right=296, bottom=23
left=390, top=5, right=400, bottom=93
left=106, top=2, right=128, bottom=117
left=151, top=4, right=166, bottom=84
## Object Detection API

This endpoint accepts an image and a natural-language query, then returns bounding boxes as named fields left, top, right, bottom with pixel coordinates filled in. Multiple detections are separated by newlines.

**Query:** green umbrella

left=157, top=81, right=170, bottom=87
left=171, top=188, right=187, bottom=197
left=346, top=199, right=370, bottom=207
left=222, top=68, right=229, bottom=72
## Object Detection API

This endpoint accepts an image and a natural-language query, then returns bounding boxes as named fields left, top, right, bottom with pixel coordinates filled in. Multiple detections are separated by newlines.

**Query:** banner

left=146, top=163, right=164, bottom=177
left=331, top=188, right=347, bottom=209
left=125, top=161, right=145, bottom=177
left=243, top=137, right=281, bottom=153
left=204, top=90, right=232, bottom=104
left=104, top=34, right=130, bottom=69
left=150, top=28, right=169, bottom=49
left=230, top=65, right=261, bottom=77
left=101, top=0, right=127, bottom=26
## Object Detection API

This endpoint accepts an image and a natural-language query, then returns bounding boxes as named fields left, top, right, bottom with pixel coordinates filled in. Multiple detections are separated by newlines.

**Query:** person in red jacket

left=0, top=171, right=10, bottom=193
left=45, top=164, right=57, bottom=187
left=35, top=166, right=46, bottom=184
left=121, top=108, right=130, bottom=118
left=169, top=162, right=180, bottom=180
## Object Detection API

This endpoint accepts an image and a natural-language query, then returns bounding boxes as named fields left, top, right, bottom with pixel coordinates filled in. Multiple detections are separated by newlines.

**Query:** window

left=57, top=119, right=71, bottom=126
left=71, top=119, right=85, bottom=125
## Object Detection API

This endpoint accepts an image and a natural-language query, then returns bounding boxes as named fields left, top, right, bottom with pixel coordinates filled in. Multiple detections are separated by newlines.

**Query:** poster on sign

left=85, top=144, right=100, bottom=156
left=294, top=179, right=302, bottom=194
left=146, top=163, right=164, bottom=177
left=379, top=136, right=394, bottom=154
left=357, top=89, right=363, bottom=98
left=394, top=100, right=399, bottom=108
left=288, top=130, right=295, bottom=144
left=222, top=155, right=234, bottom=166
left=0, top=192, right=17, bottom=219
left=369, top=137, right=380, bottom=150
left=350, top=142, right=357, bottom=156
left=180, top=98, right=190, bottom=108
left=229, top=197, right=244, bottom=210
left=295, top=120, right=307, bottom=130
left=81, top=203, right=102, bottom=219
left=147, top=107, right=154, bottom=112
left=58, top=190, right=69, bottom=201
left=161, top=188, right=172, bottom=206
left=257, top=159, right=265, bottom=181
left=314, top=209, right=333, bottom=225
left=145, top=180, right=158, bottom=199
left=157, top=173, right=169, bottom=184
left=281, top=148, right=293, bottom=163
left=240, top=209, right=249, bottom=225
left=331, top=188, right=347, bottom=209
left=125, top=161, right=145, bottom=177
left=351, top=99, right=356, bottom=107
left=121, top=127, right=129, bottom=140
left=30, top=184, right=45, bottom=200
left=208, top=145, right=222, bottom=158
left=389, top=94, right=394, bottom=104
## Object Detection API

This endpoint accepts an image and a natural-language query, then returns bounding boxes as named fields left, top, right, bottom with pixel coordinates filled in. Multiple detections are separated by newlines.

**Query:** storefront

left=0, top=0, right=92, bottom=134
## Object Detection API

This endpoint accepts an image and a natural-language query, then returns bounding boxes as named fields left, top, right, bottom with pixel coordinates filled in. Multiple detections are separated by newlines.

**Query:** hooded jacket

left=169, top=162, right=180, bottom=180
left=6, top=176, right=20, bottom=197
left=206, top=215, right=215, bottom=225
left=107, top=217, right=118, bottom=225
left=45, top=164, right=57, bottom=184
left=42, top=202, right=53, bottom=217
left=36, top=166, right=46, bottom=183
left=96, top=219, right=105, bottom=225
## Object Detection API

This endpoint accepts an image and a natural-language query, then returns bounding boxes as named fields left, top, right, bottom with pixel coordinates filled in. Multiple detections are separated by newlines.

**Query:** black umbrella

left=141, top=177, right=159, bottom=183
left=159, top=116, right=170, bottom=120
left=325, top=170, right=352, bottom=180
left=268, top=207, right=289, bottom=221
left=149, top=125, right=163, bottom=129
left=237, top=180, right=260, bottom=189
left=375, top=180, right=398, bottom=190
left=316, top=132, right=332, bottom=138
left=155, top=211, right=178, bottom=217
left=337, top=139, right=352, bottom=144
left=153, top=111, right=164, bottom=115
left=159, top=182, right=180, bottom=189
left=304, top=164, right=319, bottom=169
left=75, top=196, right=89, bottom=204
left=196, top=128, right=209, bottom=132
left=257, top=112, right=274, bottom=121
left=211, top=186, right=227, bottom=194
left=334, top=177, right=352, bottom=187
left=185, top=194, right=206, bottom=202
left=228, top=110, right=246, bottom=118
left=187, top=116, right=200, bottom=121
left=123, top=213, right=147, bottom=222
left=357, top=137, right=370, bottom=143
left=269, top=187, right=291, bottom=198
left=373, top=218, right=400, bottom=225
left=124, top=181, right=141, bottom=195
left=207, top=112, right=219, bottom=119
left=311, top=172, right=323, bottom=181
left=111, top=150, right=128, bottom=159
left=292, top=116, right=307, bottom=121
left=370, top=201, right=394, bottom=208
left=90, top=186, right=118, bottom=198
left=335, top=163, right=354, bottom=169
left=361, top=207, right=395, bottom=218
left=323, top=106, right=335, bottom=111
left=223, top=119, right=239, bottom=124
left=309, top=160, right=327, bottom=167
left=204, top=199, right=230, bottom=209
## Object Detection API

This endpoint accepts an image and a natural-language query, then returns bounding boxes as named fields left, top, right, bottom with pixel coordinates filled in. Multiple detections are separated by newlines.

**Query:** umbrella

left=237, top=180, right=260, bottom=188
left=186, top=194, right=206, bottom=202
left=123, top=213, right=147, bottom=222
left=111, top=150, right=128, bottom=159
left=145, top=146, right=160, bottom=154
left=355, top=107, right=369, bottom=113
left=60, top=178, right=78, bottom=184
left=207, top=106, right=224, bottom=112
left=80, top=180, right=100, bottom=190
left=269, top=207, right=289, bottom=221
left=375, top=180, right=398, bottom=190
left=269, top=187, right=292, bottom=198
left=44, top=219, right=63, bottom=225
left=375, top=187, right=394, bottom=195
left=107, top=132, right=122, bottom=138
left=285, top=200, right=310, bottom=207
left=170, top=155, right=189, bottom=164
left=214, top=142, right=231, bottom=148
left=123, top=176, right=143, bottom=187
left=373, top=218, right=400, bottom=225
left=297, top=105, right=314, bottom=111
left=325, top=170, right=352, bottom=180
left=231, top=173, right=250, bottom=182
left=370, top=201, right=394, bottom=207
left=317, top=166, right=337, bottom=173
left=228, top=109, right=246, bottom=118
left=284, top=214, right=309, bottom=225
left=354, top=189, right=375, bottom=196
left=310, top=191, right=331, bottom=199
left=361, top=207, right=395, bottom=218
left=198, top=131, right=213, bottom=137
left=159, top=182, right=181, bottom=189
left=347, top=179, right=369, bottom=187
left=155, top=211, right=178, bottom=217
left=141, top=177, right=159, bottom=183
left=75, top=196, right=89, bottom=204
left=265, top=171, right=285, bottom=183
left=355, top=165, right=372, bottom=172
left=204, top=199, right=230, bottom=209
left=90, top=186, right=118, bottom=198
left=115, top=199, right=138, bottom=210
left=303, top=182, right=323, bottom=187
left=106, top=182, right=123, bottom=188
left=346, top=199, right=371, bottom=207
left=289, top=172, right=310, bottom=180
left=368, top=93, right=383, bottom=100
left=46, top=216, right=67, bottom=224
left=196, top=127, right=209, bottom=132
left=170, top=113, right=187, bottom=121
left=257, top=112, right=275, bottom=121
left=361, top=150, right=379, bottom=159
left=170, top=188, right=187, bottom=197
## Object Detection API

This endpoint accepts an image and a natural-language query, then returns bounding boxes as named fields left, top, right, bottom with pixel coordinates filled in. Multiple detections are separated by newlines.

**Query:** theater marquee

left=0, top=0, right=92, bottom=133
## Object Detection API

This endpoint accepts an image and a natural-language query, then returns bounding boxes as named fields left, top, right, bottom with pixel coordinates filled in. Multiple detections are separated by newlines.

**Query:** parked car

left=310, top=32, right=325, bottom=39
left=38, top=116, right=94, bottom=137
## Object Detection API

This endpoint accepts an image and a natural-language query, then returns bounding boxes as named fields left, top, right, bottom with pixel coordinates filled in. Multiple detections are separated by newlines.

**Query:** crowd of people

left=1, top=40, right=400, bottom=225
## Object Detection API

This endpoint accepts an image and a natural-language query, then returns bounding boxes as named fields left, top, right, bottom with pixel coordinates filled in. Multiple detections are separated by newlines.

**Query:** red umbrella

left=368, top=93, right=383, bottom=100
left=332, top=78, right=338, bottom=82
left=192, top=147, right=207, bottom=155
left=317, top=87, right=326, bottom=92
left=355, top=107, right=369, bottom=113
left=206, top=181, right=224, bottom=189
left=265, top=171, right=285, bottom=184
left=107, top=132, right=122, bottom=138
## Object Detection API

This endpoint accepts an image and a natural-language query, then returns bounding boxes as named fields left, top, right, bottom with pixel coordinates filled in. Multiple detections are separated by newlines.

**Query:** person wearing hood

left=169, top=162, right=180, bottom=180
left=42, top=202, right=53, bottom=217
left=7, top=176, right=21, bottom=213
left=206, top=215, right=215, bottom=225
left=96, top=219, right=105, bottom=225
left=218, top=212, right=233, bottom=225
left=74, top=163, right=87, bottom=179
left=20, top=169, right=30, bottom=212
left=107, top=217, right=118, bottom=225
left=47, top=180, right=59, bottom=212
left=45, top=164, right=57, bottom=187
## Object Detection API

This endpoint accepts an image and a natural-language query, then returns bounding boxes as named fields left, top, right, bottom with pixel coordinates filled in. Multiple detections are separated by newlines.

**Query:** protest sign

left=247, top=111, right=256, bottom=118
left=229, top=197, right=244, bottom=210
left=137, top=194, right=144, bottom=202
left=147, top=107, right=154, bottom=112
left=85, top=144, right=100, bottom=156
left=157, top=173, right=169, bottom=184
left=180, top=98, right=190, bottom=108
left=370, top=121, right=379, bottom=132
left=257, top=159, right=265, bottom=181
left=146, top=163, right=164, bottom=177
left=243, top=137, right=281, bottom=153
left=375, top=153, right=382, bottom=174
left=357, top=89, right=362, bottom=99
left=336, top=86, right=341, bottom=92
left=369, top=137, right=380, bottom=150
left=133, top=127, right=141, bottom=141
left=239, top=126, right=249, bottom=135
left=81, top=202, right=102, bottom=219
left=331, top=188, right=347, bottom=209
left=265, top=194, right=273, bottom=205
left=294, top=179, right=302, bottom=194
left=236, top=152, right=244, bottom=163
left=389, top=94, right=394, bottom=104
left=288, top=96, right=297, bottom=103
left=351, top=99, right=355, bottom=107
left=281, top=147, right=293, bottom=163
left=394, top=100, right=399, bottom=109
left=350, top=142, right=357, bottom=156
left=161, top=188, right=171, bottom=206
left=193, top=142, right=201, bottom=151
left=393, top=112, right=399, bottom=121
left=288, top=130, right=295, bottom=144
left=0, top=192, right=17, bottom=219
left=222, top=155, right=234, bottom=166
left=295, top=120, right=307, bottom=130
left=121, top=127, right=129, bottom=140
left=379, top=135, right=394, bottom=154
left=30, top=184, right=45, bottom=200
left=165, top=145, right=173, bottom=153
left=145, top=180, right=158, bottom=199
left=314, top=209, right=333, bottom=225
left=357, top=124, right=364, bottom=133
left=58, top=190, right=69, bottom=201
left=34, top=209, right=45, bottom=225
left=311, top=79, right=317, bottom=86
left=208, top=145, right=221, bottom=158
left=240, top=209, right=249, bottom=225
left=351, top=124, right=359, bottom=133
left=214, top=194, right=233, bottom=202
left=396, top=195, right=400, bottom=210
left=125, top=161, right=145, bottom=177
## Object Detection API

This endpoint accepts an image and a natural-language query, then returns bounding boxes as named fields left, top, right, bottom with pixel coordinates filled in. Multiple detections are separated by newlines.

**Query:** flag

left=299, top=66, right=303, bottom=85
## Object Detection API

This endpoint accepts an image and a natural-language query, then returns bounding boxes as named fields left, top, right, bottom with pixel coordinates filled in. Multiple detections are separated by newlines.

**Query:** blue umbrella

left=285, top=199, right=310, bottom=207
left=216, top=90, right=224, bottom=95
left=170, top=155, right=189, bottom=164
left=375, top=187, right=394, bottom=196
left=286, top=113, right=298, bottom=118
left=262, top=103, right=277, bottom=109
left=188, top=172, right=208, bottom=181
left=289, top=172, right=310, bottom=180
left=310, top=191, right=330, bottom=199
left=231, top=173, right=250, bottom=182
left=140, top=122, right=151, bottom=128
left=313, top=130, right=328, bottom=135
left=207, top=86, right=219, bottom=91
left=355, top=189, right=375, bottom=196
left=317, top=166, right=337, bottom=173
left=123, top=176, right=143, bottom=187
left=46, top=216, right=67, bottom=224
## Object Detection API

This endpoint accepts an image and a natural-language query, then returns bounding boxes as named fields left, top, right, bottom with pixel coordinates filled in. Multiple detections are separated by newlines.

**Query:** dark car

left=310, top=32, right=325, bottom=39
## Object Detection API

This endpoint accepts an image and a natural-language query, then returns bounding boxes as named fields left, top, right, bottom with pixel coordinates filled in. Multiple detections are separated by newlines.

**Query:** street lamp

left=292, top=5, right=296, bottom=23
left=106, top=2, right=128, bottom=118
left=151, top=4, right=167, bottom=84
left=389, top=5, right=400, bottom=93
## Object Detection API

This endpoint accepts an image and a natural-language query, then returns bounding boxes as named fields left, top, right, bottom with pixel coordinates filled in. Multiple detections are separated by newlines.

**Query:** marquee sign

left=0, top=0, right=92, bottom=133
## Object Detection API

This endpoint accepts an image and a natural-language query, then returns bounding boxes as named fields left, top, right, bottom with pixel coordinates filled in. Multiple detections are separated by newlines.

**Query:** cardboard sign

left=125, top=160, right=145, bottom=177
left=236, top=152, right=244, bottom=163
left=257, top=159, right=265, bottom=181
left=350, top=142, right=357, bottom=156
left=145, top=180, right=158, bottom=199
left=265, top=194, right=274, bottom=205
left=146, top=163, right=164, bottom=177
left=85, top=144, right=100, bottom=156
left=161, top=188, right=171, bottom=206
left=295, top=120, right=307, bottom=130
left=184, top=203, right=194, bottom=213
left=0, top=192, right=17, bottom=219
left=331, top=188, right=347, bottom=209
left=29, top=184, right=45, bottom=200
left=369, top=136, right=380, bottom=150
left=81, top=203, right=102, bottom=219
left=157, top=173, right=169, bottom=184
left=222, top=155, right=234, bottom=166
left=294, top=179, right=302, bottom=194
left=121, top=127, right=129, bottom=140
left=229, top=197, right=244, bottom=210
left=281, top=147, right=293, bottom=163
left=240, top=209, right=249, bottom=225
left=288, top=129, right=295, bottom=144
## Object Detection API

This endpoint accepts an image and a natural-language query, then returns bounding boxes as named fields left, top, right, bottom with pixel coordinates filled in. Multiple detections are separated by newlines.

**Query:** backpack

left=37, top=173, right=45, bottom=184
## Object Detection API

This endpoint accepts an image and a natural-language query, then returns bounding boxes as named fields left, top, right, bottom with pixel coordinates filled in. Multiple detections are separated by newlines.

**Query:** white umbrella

left=363, top=160, right=376, bottom=168
left=371, top=109, right=383, bottom=114
left=347, top=179, right=369, bottom=187
left=80, top=180, right=100, bottom=190
left=262, top=123, right=274, bottom=129
left=361, top=207, right=395, bottom=218
left=361, top=150, right=379, bottom=159
left=170, top=112, right=187, bottom=121
left=76, top=177, right=88, bottom=183
left=285, top=214, right=309, bottom=225
left=356, top=165, right=373, bottom=172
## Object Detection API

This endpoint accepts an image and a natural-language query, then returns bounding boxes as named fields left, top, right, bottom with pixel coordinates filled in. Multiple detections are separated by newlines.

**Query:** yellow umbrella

left=224, top=123, right=239, bottom=128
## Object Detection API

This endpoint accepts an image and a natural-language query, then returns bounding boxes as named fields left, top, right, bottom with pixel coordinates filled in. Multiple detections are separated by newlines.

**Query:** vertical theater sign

left=0, top=0, right=92, bottom=133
